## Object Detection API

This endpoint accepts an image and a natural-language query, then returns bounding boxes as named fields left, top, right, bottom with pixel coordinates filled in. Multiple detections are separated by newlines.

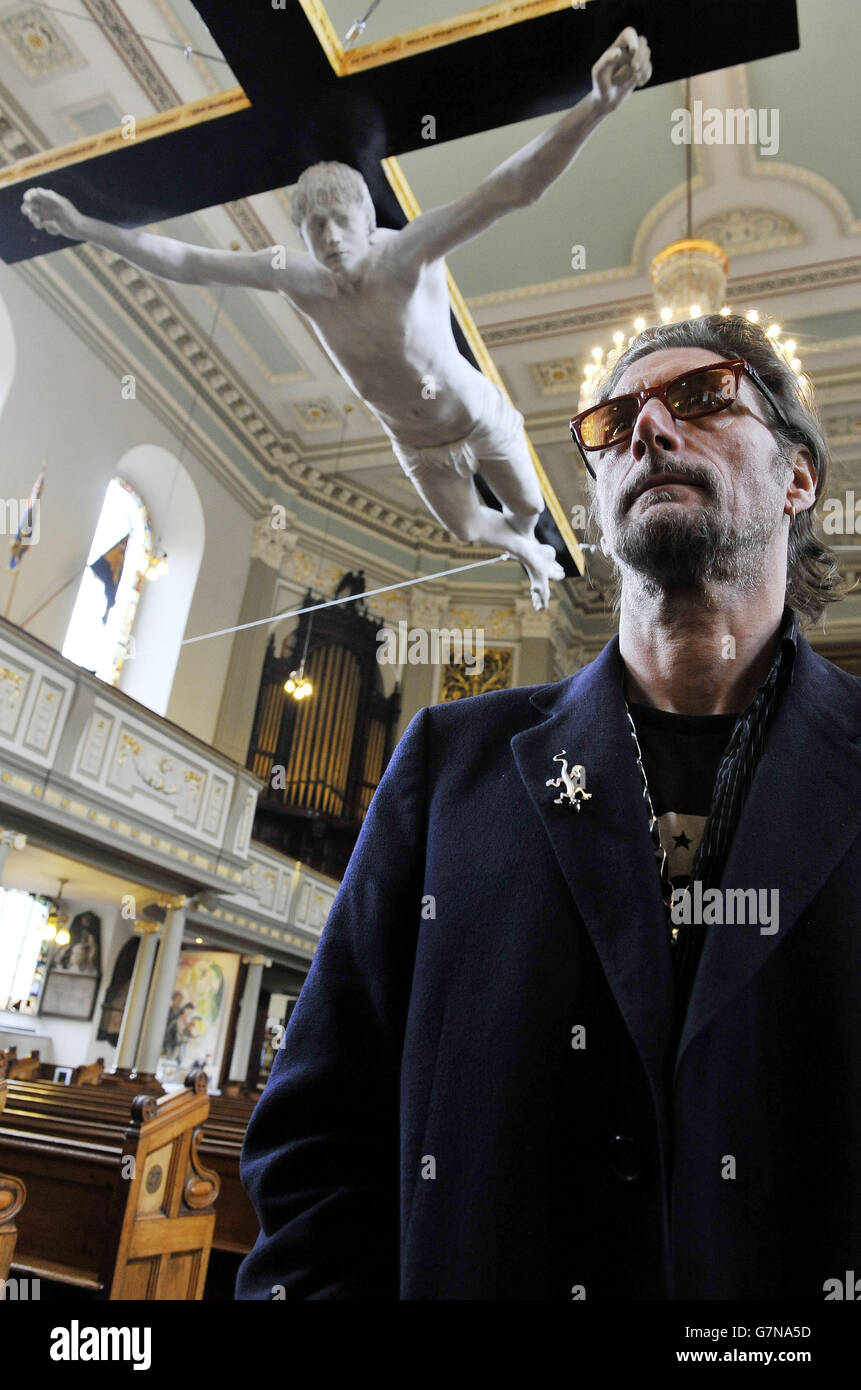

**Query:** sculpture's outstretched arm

left=21, top=187, right=306, bottom=295
left=396, top=25, right=651, bottom=268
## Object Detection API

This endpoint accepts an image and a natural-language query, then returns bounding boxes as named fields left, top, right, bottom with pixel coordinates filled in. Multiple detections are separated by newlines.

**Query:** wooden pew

left=4, top=1076, right=260, bottom=1258
left=0, top=1073, right=219, bottom=1298
left=196, top=1133, right=257, bottom=1255
left=197, top=1091, right=259, bottom=1254
left=7, top=1051, right=41, bottom=1081
left=0, top=1061, right=26, bottom=1283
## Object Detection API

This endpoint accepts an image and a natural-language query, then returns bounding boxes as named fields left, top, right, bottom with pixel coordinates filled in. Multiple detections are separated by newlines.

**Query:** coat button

left=609, top=1134, right=642, bottom=1182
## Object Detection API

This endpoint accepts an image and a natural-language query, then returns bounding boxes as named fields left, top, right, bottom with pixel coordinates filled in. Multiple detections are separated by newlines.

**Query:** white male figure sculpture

left=23, top=26, right=650, bottom=609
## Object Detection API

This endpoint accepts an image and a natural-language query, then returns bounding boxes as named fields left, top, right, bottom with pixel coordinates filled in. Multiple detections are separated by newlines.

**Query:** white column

left=113, top=922, right=161, bottom=1070
left=227, top=955, right=268, bottom=1084
left=133, top=897, right=188, bottom=1076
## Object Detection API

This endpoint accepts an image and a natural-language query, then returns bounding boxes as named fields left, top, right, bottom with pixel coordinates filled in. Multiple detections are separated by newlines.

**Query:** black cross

left=1, top=0, right=799, bottom=262
left=1, top=0, right=798, bottom=569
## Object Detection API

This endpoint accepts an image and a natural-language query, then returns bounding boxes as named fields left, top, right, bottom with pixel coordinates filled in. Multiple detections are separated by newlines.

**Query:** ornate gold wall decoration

left=440, top=646, right=513, bottom=701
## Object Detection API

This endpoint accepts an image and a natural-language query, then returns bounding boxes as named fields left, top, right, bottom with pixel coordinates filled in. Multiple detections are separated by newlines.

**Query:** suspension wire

left=27, top=1, right=229, bottom=65
left=180, top=552, right=514, bottom=647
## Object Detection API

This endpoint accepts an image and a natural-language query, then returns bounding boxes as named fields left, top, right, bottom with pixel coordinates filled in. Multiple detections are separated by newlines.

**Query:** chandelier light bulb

left=660, top=306, right=673, bottom=322
left=746, top=309, right=759, bottom=323
left=634, top=317, right=646, bottom=332
left=284, top=668, right=313, bottom=700
left=689, top=304, right=702, bottom=317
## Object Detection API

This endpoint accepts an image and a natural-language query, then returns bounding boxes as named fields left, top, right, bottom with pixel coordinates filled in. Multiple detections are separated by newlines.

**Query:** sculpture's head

left=291, top=161, right=376, bottom=274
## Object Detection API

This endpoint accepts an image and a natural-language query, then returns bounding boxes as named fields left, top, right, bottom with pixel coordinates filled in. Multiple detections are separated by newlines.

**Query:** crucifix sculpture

left=24, top=27, right=653, bottom=608
left=5, top=0, right=799, bottom=601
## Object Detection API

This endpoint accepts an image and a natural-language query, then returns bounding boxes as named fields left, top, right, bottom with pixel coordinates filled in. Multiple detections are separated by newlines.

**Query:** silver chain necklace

left=624, top=703, right=688, bottom=944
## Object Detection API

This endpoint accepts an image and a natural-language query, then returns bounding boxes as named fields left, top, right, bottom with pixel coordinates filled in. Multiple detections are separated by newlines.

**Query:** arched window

left=0, top=889, right=50, bottom=1015
left=62, top=478, right=152, bottom=685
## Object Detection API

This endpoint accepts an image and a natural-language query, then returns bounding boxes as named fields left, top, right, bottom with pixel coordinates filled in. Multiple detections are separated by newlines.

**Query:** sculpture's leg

left=401, top=460, right=562, bottom=610
left=464, top=388, right=566, bottom=609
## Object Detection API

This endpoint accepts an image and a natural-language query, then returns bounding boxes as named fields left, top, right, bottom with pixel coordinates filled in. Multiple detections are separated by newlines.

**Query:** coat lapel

left=511, top=638, right=674, bottom=1096
left=674, top=635, right=861, bottom=1076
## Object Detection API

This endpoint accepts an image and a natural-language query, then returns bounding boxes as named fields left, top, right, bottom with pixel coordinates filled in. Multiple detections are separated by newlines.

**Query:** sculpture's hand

left=591, top=26, right=651, bottom=115
left=21, top=187, right=82, bottom=239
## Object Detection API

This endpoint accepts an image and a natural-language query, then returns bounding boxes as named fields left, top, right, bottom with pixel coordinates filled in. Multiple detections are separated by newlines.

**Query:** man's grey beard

left=607, top=481, right=785, bottom=598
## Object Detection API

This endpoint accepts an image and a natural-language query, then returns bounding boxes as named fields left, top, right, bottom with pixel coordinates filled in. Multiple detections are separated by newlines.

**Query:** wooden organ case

left=247, top=590, right=401, bottom=878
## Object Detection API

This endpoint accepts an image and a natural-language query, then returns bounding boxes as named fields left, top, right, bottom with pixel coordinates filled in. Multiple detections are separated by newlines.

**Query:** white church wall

left=164, top=475, right=252, bottom=746
left=0, top=265, right=252, bottom=747
left=115, top=444, right=205, bottom=716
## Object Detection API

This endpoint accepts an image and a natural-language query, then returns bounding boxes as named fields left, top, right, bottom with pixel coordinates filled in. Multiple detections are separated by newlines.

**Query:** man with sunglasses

left=238, top=314, right=860, bottom=1302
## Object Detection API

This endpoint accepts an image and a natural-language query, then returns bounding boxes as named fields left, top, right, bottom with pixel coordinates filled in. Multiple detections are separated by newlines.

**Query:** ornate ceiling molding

left=695, top=207, right=802, bottom=255
left=81, top=0, right=182, bottom=108
left=479, top=255, right=861, bottom=347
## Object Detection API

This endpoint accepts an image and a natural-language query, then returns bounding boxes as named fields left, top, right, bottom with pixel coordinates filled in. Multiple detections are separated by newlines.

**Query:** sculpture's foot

left=521, top=540, right=565, bottom=611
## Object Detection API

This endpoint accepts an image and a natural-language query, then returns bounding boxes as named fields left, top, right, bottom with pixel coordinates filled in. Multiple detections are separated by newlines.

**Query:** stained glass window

left=62, top=478, right=152, bottom=685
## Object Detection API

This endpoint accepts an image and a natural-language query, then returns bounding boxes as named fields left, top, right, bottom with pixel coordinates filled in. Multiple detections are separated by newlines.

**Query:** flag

left=89, top=534, right=129, bottom=623
left=8, top=468, right=45, bottom=570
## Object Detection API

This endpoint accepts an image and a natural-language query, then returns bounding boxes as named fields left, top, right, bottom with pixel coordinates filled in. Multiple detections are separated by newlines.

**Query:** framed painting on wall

left=157, top=949, right=240, bottom=1086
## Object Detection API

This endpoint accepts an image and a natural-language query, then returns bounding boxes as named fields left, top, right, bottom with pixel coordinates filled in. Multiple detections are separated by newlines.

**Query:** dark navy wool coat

left=236, top=630, right=861, bottom=1300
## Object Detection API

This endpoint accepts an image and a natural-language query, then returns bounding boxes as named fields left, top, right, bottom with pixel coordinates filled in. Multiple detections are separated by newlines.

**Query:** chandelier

left=284, top=665, right=313, bottom=701
left=579, top=236, right=803, bottom=411
left=579, top=82, right=804, bottom=411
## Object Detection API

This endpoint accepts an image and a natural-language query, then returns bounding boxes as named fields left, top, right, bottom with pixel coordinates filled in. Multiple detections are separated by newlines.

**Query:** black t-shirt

left=628, top=702, right=739, bottom=1076
left=627, top=702, right=738, bottom=899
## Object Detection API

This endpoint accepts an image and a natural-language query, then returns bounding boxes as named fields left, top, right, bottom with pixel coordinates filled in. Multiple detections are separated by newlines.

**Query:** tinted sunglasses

left=569, top=358, right=791, bottom=479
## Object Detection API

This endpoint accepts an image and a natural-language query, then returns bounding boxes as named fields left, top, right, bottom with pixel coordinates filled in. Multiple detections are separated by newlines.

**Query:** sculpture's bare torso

left=286, top=232, right=482, bottom=446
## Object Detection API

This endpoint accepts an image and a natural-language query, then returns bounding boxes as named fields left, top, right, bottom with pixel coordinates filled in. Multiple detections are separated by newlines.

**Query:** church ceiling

left=0, top=0, right=859, bottom=629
